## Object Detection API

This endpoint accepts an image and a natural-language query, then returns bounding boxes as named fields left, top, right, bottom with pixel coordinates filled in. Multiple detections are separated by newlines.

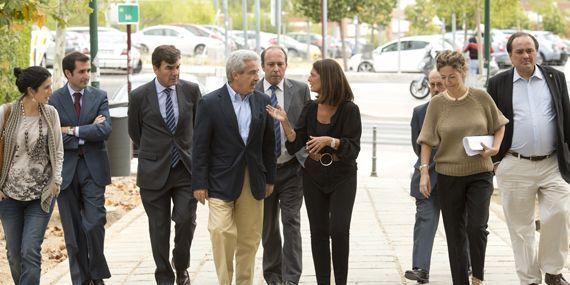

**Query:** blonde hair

left=436, top=50, right=468, bottom=77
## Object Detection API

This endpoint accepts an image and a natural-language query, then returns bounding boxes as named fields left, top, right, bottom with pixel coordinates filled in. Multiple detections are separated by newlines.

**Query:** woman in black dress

left=266, top=58, right=362, bottom=285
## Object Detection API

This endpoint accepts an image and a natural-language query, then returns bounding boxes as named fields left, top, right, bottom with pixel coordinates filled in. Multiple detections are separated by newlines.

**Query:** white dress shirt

left=511, top=66, right=557, bottom=156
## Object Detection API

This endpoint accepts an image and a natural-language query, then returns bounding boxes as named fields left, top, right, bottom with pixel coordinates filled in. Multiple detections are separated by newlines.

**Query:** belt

left=276, top=158, right=298, bottom=168
left=308, top=152, right=339, bottom=166
left=508, top=151, right=554, bottom=161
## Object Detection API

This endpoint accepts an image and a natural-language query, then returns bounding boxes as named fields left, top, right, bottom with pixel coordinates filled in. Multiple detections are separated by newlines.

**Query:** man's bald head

left=428, top=69, right=445, bottom=97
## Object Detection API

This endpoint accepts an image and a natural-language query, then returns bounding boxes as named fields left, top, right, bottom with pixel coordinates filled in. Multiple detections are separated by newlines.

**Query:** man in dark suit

left=255, top=46, right=310, bottom=285
left=128, top=45, right=201, bottom=285
left=405, top=69, right=444, bottom=284
left=192, top=50, right=276, bottom=285
left=488, top=32, right=569, bottom=285
left=49, top=51, right=112, bottom=285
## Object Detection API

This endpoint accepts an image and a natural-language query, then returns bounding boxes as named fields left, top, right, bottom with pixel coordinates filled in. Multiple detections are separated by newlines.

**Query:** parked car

left=63, top=26, right=143, bottom=73
left=174, top=24, right=237, bottom=52
left=287, top=32, right=351, bottom=58
left=532, top=31, right=568, bottom=66
left=133, top=25, right=224, bottom=56
left=44, top=31, right=90, bottom=68
left=110, top=72, right=207, bottom=106
left=348, top=35, right=454, bottom=72
left=202, top=25, right=249, bottom=49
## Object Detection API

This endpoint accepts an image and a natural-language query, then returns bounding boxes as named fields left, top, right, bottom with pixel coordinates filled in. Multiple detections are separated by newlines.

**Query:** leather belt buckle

left=319, top=153, right=333, bottom=166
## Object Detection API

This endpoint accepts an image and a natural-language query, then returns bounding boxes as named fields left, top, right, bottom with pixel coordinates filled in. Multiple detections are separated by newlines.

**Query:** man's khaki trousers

left=496, top=154, right=570, bottom=285
left=208, top=170, right=264, bottom=285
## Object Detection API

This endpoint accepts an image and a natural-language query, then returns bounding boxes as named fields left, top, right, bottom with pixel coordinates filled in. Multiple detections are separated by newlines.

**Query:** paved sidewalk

left=43, top=144, right=569, bottom=284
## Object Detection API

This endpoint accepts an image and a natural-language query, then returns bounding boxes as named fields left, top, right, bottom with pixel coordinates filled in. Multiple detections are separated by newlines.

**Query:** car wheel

left=194, top=44, right=206, bottom=56
left=133, top=60, right=143, bottom=74
left=140, top=44, right=149, bottom=54
left=357, top=62, right=375, bottom=72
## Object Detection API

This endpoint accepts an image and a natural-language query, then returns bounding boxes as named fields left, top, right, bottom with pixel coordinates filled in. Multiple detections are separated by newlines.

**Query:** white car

left=133, top=25, right=224, bottom=56
left=46, top=27, right=143, bottom=73
left=349, top=35, right=454, bottom=72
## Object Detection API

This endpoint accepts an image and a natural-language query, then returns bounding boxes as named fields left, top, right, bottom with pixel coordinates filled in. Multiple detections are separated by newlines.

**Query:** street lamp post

left=89, top=0, right=99, bottom=88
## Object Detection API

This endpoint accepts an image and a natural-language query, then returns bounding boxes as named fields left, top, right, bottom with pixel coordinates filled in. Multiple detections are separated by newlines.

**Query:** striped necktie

left=269, top=85, right=281, bottom=158
left=164, top=88, right=181, bottom=167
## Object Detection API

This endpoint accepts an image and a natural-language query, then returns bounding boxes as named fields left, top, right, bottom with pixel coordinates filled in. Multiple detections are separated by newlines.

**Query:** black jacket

left=191, top=85, right=276, bottom=201
left=487, top=65, right=570, bottom=182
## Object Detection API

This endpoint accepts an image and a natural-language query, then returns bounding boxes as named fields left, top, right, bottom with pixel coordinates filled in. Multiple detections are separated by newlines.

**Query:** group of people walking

left=406, top=31, right=569, bottom=285
left=0, top=44, right=361, bottom=285
left=0, top=30, right=567, bottom=285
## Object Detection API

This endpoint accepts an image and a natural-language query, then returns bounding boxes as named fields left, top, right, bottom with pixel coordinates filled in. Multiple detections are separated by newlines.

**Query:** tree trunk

left=52, top=26, right=66, bottom=90
left=338, top=20, right=348, bottom=70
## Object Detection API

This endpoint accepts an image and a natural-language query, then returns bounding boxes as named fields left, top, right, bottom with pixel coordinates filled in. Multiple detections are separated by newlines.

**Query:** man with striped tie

left=128, top=45, right=202, bottom=285
left=255, top=46, right=310, bottom=285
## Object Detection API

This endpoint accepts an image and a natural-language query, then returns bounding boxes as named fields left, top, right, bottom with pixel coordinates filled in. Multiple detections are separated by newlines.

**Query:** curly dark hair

left=13, top=66, right=51, bottom=94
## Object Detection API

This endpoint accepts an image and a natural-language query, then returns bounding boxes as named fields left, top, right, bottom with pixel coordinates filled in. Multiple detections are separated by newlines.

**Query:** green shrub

left=0, top=24, right=31, bottom=103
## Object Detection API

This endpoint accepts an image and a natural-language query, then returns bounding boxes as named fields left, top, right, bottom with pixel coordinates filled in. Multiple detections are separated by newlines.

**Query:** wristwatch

left=67, top=127, right=74, bottom=136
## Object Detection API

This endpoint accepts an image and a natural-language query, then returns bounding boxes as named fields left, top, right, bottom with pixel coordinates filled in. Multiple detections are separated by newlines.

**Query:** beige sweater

left=417, top=88, right=509, bottom=176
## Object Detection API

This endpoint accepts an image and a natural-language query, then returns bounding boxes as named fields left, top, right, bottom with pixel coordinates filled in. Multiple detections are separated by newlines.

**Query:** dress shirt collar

left=67, top=84, right=84, bottom=96
left=263, top=78, right=284, bottom=93
left=513, top=65, right=543, bottom=83
left=226, top=83, right=251, bottom=102
left=155, top=78, right=176, bottom=95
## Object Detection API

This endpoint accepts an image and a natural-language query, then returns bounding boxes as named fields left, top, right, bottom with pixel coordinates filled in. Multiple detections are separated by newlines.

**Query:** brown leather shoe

left=176, top=270, right=190, bottom=285
left=546, top=273, right=569, bottom=285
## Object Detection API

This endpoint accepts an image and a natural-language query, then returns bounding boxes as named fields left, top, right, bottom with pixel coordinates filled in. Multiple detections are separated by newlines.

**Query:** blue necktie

left=164, top=88, right=181, bottom=167
left=269, top=85, right=281, bottom=158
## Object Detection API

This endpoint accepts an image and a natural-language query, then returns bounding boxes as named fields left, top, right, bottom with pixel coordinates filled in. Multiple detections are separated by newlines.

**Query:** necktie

left=269, top=85, right=281, bottom=158
left=164, top=88, right=181, bottom=167
left=73, top=92, right=81, bottom=118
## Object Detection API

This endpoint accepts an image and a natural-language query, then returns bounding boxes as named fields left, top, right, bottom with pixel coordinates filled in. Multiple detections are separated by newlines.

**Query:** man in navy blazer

left=192, top=50, right=276, bottom=285
left=49, top=52, right=112, bottom=285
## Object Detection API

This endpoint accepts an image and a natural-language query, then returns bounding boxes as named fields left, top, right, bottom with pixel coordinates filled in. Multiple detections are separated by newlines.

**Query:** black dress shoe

left=92, top=280, right=105, bottom=285
left=546, top=273, right=568, bottom=285
left=176, top=270, right=191, bottom=285
left=405, top=268, right=429, bottom=284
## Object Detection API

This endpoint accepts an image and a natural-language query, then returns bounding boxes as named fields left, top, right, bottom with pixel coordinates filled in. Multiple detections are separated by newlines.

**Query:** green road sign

left=118, top=4, right=139, bottom=25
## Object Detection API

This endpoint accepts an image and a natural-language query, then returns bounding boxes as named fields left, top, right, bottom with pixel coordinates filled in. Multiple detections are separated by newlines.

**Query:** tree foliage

left=404, top=0, right=440, bottom=35
left=139, top=0, right=215, bottom=27
left=355, top=0, right=396, bottom=28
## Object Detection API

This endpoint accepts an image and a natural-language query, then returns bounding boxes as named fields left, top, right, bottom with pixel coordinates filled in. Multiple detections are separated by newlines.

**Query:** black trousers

left=262, top=160, right=303, bottom=283
left=140, top=163, right=197, bottom=285
left=58, top=158, right=110, bottom=285
left=303, top=175, right=357, bottom=285
left=437, top=172, right=493, bottom=285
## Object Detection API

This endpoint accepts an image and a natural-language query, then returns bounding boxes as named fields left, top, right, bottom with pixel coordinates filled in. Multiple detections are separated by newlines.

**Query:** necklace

left=20, top=101, right=46, bottom=158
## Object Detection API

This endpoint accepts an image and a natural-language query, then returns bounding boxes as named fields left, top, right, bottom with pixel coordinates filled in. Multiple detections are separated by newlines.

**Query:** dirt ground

left=0, top=176, right=140, bottom=284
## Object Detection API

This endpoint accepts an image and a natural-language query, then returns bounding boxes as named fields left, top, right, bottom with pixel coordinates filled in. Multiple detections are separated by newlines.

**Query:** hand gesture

left=419, top=172, right=431, bottom=198
left=306, top=136, right=331, bottom=154
left=265, top=105, right=287, bottom=122
left=194, top=189, right=209, bottom=205
left=0, top=191, right=7, bottom=201
left=480, top=142, right=499, bottom=158
left=92, top=115, right=106, bottom=125
left=50, top=183, right=60, bottom=197
left=265, top=184, right=274, bottom=198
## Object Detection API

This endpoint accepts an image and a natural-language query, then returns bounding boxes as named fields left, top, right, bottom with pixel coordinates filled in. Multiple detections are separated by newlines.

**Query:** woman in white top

left=0, top=66, right=63, bottom=285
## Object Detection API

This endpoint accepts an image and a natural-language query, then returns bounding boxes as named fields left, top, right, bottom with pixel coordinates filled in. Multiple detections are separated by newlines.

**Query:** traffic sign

left=118, top=4, right=139, bottom=25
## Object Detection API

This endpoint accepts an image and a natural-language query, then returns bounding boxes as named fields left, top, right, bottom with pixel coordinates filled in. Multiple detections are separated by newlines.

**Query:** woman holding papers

left=417, top=50, right=508, bottom=285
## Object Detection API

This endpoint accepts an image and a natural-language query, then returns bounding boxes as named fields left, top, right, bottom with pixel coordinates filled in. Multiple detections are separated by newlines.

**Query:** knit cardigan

left=0, top=96, right=63, bottom=212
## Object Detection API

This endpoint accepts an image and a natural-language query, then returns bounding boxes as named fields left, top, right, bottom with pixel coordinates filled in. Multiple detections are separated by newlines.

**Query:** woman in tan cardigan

left=0, top=66, right=63, bottom=285
left=417, top=51, right=508, bottom=285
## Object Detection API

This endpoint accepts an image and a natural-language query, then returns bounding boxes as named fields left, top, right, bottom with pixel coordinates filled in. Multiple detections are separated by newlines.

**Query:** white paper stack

left=463, top=135, right=494, bottom=156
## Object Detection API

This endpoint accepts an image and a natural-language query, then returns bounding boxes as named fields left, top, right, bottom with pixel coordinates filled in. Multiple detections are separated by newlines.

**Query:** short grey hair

left=226, top=50, right=260, bottom=82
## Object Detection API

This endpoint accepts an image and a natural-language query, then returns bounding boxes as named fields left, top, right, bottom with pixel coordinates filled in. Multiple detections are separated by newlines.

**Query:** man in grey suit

left=128, top=45, right=201, bottom=285
left=406, top=70, right=444, bottom=284
left=256, top=46, right=310, bottom=285
left=49, top=51, right=112, bottom=285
